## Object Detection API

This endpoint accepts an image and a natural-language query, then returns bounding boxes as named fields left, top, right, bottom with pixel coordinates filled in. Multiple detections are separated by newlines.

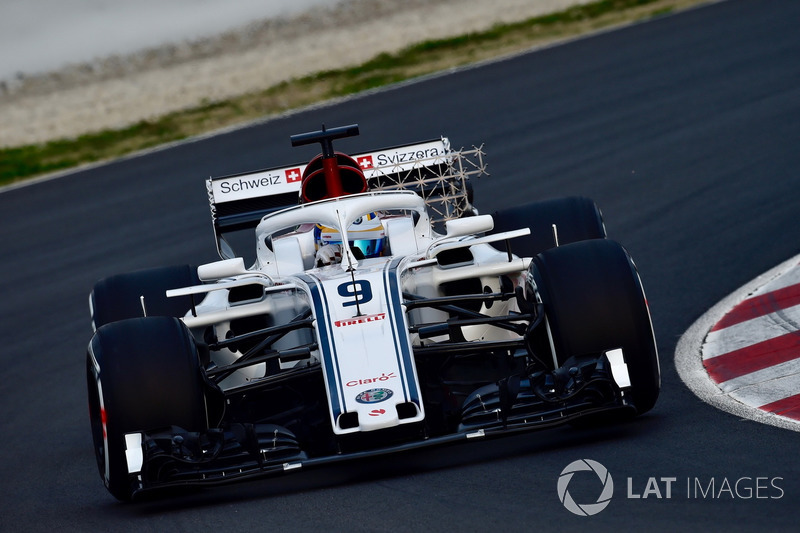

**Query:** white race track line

left=675, top=253, right=800, bottom=432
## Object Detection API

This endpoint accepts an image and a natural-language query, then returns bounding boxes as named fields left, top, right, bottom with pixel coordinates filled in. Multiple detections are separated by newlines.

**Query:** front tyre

left=86, top=317, right=209, bottom=501
left=530, top=239, right=660, bottom=416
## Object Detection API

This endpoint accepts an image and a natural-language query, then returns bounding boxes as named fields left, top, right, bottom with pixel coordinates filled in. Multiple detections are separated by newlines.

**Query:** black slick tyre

left=531, top=239, right=660, bottom=416
left=90, top=264, right=199, bottom=329
left=490, top=196, right=605, bottom=258
left=86, top=316, right=208, bottom=501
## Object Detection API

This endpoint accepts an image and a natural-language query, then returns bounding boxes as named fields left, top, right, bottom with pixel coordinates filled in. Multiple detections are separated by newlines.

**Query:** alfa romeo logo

left=557, top=459, right=614, bottom=516
left=355, top=388, right=393, bottom=404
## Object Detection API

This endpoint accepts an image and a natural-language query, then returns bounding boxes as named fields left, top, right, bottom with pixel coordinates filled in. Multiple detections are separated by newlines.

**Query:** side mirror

left=444, top=215, right=494, bottom=238
left=197, top=258, right=249, bottom=281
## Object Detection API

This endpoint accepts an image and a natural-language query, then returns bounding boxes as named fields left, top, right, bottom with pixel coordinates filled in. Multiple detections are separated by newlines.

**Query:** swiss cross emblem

left=285, top=168, right=302, bottom=183
left=356, top=155, right=374, bottom=170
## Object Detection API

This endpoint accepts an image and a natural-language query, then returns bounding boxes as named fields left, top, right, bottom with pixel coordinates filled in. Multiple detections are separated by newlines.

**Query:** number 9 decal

left=337, top=280, right=373, bottom=307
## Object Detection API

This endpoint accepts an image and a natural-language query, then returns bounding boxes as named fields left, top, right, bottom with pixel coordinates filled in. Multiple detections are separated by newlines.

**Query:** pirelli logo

left=334, top=313, right=386, bottom=327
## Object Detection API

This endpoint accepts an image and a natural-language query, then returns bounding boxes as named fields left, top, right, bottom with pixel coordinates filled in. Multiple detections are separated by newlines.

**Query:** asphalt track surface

left=2, top=0, right=799, bottom=530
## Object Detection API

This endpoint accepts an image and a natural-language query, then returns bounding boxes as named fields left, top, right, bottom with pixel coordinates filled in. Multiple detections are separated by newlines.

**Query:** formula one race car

left=86, top=124, right=660, bottom=501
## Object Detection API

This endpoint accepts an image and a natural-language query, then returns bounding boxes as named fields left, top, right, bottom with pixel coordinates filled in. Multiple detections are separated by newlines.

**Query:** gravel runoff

left=0, top=0, right=590, bottom=147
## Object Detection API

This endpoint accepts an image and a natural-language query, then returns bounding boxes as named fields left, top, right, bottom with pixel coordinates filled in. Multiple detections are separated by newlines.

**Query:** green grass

left=0, top=0, right=705, bottom=187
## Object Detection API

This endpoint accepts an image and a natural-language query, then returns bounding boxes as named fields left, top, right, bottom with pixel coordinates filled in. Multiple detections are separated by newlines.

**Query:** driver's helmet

left=314, top=213, right=386, bottom=259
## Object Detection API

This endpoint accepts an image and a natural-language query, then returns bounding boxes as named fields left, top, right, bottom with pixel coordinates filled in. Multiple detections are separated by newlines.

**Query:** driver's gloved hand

left=315, top=244, right=342, bottom=266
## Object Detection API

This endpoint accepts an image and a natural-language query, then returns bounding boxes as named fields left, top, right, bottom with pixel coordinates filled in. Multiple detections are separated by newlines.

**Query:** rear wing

left=207, top=138, right=487, bottom=259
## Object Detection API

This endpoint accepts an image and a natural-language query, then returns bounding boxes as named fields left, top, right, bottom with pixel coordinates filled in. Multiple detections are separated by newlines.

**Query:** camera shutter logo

left=557, top=459, right=614, bottom=516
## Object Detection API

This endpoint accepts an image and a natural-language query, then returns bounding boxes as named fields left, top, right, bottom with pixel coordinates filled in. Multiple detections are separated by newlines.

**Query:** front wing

left=118, top=349, right=634, bottom=498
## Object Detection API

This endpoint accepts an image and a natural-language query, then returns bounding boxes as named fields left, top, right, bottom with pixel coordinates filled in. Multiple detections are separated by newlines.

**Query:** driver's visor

left=327, top=239, right=385, bottom=259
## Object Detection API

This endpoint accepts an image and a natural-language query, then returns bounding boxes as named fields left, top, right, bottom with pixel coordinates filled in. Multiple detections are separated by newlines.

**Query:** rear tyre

left=90, top=264, right=199, bottom=329
left=86, top=317, right=208, bottom=501
left=490, top=196, right=605, bottom=258
left=530, top=239, right=660, bottom=416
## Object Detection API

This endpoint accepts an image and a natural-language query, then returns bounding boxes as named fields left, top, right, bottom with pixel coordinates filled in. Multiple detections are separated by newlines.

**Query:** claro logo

left=557, top=459, right=614, bottom=516
left=346, top=372, right=397, bottom=388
